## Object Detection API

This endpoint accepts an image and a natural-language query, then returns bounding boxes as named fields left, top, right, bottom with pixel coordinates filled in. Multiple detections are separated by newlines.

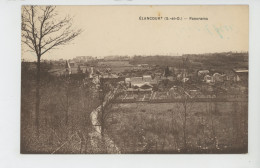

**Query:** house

left=132, top=83, right=153, bottom=89
left=69, top=61, right=76, bottom=67
left=168, top=66, right=175, bottom=72
left=125, top=78, right=131, bottom=87
left=86, top=66, right=94, bottom=78
left=204, top=75, right=213, bottom=83
left=153, top=75, right=162, bottom=84
left=101, top=74, right=124, bottom=84
left=198, top=70, right=209, bottom=77
left=182, top=77, right=190, bottom=83
left=143, top=75, right=152, bottom=82
left=131, top=77, right=143, bottom=83
left=233, top=69, right=248, bottom=82
left=127, top=83, right=153, bottom=92
left=224, top=69, right=248, bottom=82
left=174, top=68, right=188, bottom=78
left=212, top=73, right=225, bottom=83
left=174, top=68, right=186, bottom=74
left=126, top=75, right=158, bottom=92
left=225, top=70, right=237, bottom=81
left=176, top=73, right=189, bottom=82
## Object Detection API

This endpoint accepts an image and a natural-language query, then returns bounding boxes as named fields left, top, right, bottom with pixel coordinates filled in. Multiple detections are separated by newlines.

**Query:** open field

left=129, top=53, right=248, bottom=69
left=48, top=61, right=134, bottom=75
left=106, top=102, right=248, bottom=153
left=98, top=60, right=134, bottom=73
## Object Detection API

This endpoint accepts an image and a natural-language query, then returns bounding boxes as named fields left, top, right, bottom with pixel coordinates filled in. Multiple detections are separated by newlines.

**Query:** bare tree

left=21, top=6, right=82, bottom=133
left=173, top=83, right=197, bottom=152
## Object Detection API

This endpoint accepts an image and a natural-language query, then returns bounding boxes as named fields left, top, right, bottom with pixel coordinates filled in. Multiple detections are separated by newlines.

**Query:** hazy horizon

left=21, top=51, right=248, bottom=62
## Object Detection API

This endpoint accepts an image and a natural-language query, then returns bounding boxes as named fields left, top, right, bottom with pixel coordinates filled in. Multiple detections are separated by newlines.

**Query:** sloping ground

left=88, top=86, right=122, bottom=154
left=106, top=102, right=248, bottom=154
left=89, top=107, right=121, bottom=154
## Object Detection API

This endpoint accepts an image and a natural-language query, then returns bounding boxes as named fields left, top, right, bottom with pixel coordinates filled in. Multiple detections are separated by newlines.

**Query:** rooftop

left=233, top=69, right=248, bottom=73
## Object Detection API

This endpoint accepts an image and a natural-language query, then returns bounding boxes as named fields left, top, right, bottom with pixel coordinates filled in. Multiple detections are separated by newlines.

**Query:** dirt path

left=89, top=87, right=121, bottom=154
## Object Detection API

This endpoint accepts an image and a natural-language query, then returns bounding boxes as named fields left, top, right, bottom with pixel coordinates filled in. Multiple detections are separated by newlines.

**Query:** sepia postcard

left=21, top=5, right=248, bottom=154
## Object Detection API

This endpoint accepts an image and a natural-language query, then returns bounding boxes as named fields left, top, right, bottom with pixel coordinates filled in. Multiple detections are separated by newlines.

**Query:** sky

left=21, top=5, right=249, bottom=61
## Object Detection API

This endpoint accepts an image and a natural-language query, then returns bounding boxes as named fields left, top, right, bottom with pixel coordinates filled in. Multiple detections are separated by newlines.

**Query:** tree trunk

left=35, top=55, right=41, bottom=134
left=100, top=104, right=105, bottom=147
left=100, top=78, right=105, bottom=138
left=101, top=112, right=104, bottom=138
left=66, top=87, right=69, bottom=125
left=183, top=100, right=187, bottom=152
left=210, top=97, right=216, bottom=149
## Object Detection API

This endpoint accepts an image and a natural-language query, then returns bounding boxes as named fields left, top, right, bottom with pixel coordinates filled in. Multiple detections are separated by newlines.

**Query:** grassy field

left=98, top=60, right=134, bottom=73
left=106, top=101, right=248, bottom=153
left=129, top=53, right=248, bottom=69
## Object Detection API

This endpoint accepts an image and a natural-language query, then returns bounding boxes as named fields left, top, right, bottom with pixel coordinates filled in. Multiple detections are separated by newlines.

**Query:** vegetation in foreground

left=21, top=64, right=100, bottom=153
left=107, top=102, right=248, bottom=154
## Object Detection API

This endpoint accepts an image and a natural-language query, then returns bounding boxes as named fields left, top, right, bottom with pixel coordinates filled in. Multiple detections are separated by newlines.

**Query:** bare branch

left=21, top=5, right=82, bottom=58
left=30, top=6, right=39, bottom=56
left=41, top=29, right=82, bottom=56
